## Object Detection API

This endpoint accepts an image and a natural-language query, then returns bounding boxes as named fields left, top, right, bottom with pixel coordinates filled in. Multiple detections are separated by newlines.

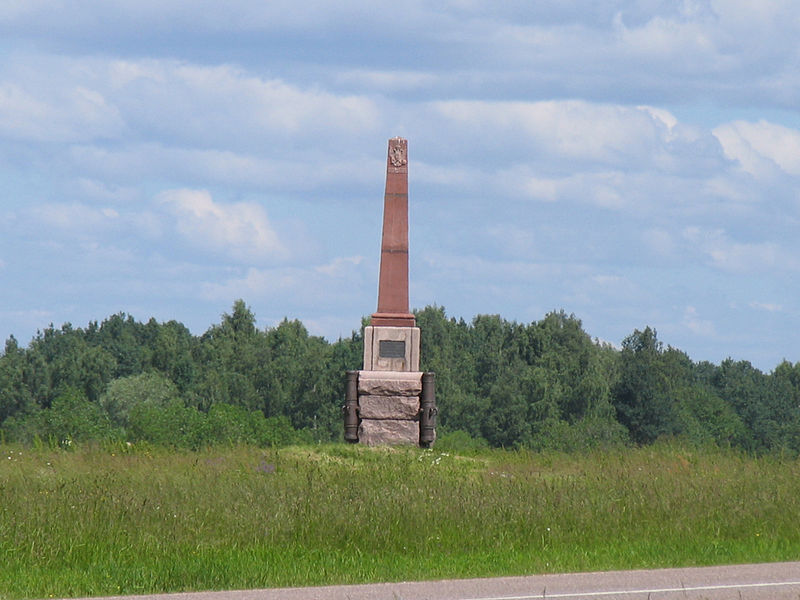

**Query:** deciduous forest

left=1, top=300, right=799, bottom=453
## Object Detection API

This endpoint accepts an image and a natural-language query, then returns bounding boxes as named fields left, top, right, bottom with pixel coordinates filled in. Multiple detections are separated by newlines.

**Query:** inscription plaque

left=379, top=340, right=406, bottom=359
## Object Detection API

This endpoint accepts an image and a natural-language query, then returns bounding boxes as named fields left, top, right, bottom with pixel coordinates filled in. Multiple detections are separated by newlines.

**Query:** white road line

left=461, top=579, right=800, bottom=600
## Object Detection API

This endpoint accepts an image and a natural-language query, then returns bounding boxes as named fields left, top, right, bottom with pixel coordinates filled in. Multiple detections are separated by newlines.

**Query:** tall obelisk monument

left=363, top=137, right=420, bottom=372
left=343, top=137, right=436, bottom=446
left=372, top=137, right=415, bottom=329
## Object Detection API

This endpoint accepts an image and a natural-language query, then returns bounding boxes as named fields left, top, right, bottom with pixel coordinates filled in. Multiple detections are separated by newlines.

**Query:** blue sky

left=0, top=1, right=798, bottom=371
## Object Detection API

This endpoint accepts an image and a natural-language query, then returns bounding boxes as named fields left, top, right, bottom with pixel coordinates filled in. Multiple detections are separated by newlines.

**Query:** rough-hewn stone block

left=357, top=370, right=422, bottom=396
left=359, top=395, right=419, bottom=420
left=359, top=419, right=419, bottom=446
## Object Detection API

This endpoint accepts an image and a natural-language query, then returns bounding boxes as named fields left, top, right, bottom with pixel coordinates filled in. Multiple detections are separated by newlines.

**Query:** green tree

left=612, top=328, right=680, bottom=444
left=0, top=336, right=33, bottom=424
left=3, top=387, right=119, bottom=446
left=149, top=319, right=197, bottom=391
left=193, top=300, right=264, bottom=411
left=100, top=372, right=179, bottom=429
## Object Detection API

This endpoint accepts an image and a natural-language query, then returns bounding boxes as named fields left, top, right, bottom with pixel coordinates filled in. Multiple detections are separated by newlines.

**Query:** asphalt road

left=67, top=562, right=800, bottom=600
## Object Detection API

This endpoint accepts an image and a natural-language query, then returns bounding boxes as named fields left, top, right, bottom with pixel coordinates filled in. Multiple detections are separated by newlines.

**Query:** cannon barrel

left=419, top=372, right=437, bottom=447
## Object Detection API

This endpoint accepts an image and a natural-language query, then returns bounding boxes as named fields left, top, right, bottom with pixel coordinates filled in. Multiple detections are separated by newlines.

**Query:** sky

left=0, top=1, right=798, bottom=372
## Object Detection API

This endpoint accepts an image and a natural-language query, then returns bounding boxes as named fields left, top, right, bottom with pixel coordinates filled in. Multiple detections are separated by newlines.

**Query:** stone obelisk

left=364, top=137, right=419, bottom=373
left=343, top=137, right=436, bottom=447
left=372, top=137, right=415, bottom=329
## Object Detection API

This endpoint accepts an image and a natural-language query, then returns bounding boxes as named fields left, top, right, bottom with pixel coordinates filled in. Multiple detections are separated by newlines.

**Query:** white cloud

left=71, top=179, right=140, bottom=205
left=495, top=167, right=639, bottom=209
left=486, top=224, right=539, bottom=256
left=201, top=255, right=369, bottom=311
left=315, top=256, right=364, bottom=277
left=0, top=55, right=380, bottom=149
left=414, top=161, right=482, bottom=189
left=683, top=226, right=797, bottom=273
left=421, top=252, right=568, bottom=284
left=158, top=189, right=287, bottom=263
left=0, top=1, right=430, bottom=34
left=683, top=305, right=715, bottom=337
left=69, top=144, right=381, bottom=191
left=0, top=82, right=125, bottom=143
left=334, top=69, right=439, bottom=92
left=107, top=60, right=380, bottom=147
left=637, top=105, right=679, bottom=133
left=202, top=267, right=298, bottom=301
left=613, top=12, right=717, bottom=64
left=591, top=274, right=624, bottom=287
left=430, top=100, right=717, bottom=174
left=518, top=176, right=560, bottom=203
left=749, top=301, right=783, bottom=313
left=714, top=120, right=800, bottom=177
left=642, top=228, right=676, bottom=258
left=32, top=202, right=121, bottom=232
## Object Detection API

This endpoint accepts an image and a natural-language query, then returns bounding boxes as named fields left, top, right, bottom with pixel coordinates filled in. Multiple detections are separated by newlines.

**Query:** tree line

left=1, top=300, right=798, bottom=453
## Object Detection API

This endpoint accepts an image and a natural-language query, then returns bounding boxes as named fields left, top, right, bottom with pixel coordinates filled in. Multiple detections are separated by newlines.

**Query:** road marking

left=461, top=579, right=800, bottom=599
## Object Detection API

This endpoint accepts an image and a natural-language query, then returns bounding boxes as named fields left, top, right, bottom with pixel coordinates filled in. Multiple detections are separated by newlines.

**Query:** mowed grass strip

left=1, top=443, right=799, bottom=599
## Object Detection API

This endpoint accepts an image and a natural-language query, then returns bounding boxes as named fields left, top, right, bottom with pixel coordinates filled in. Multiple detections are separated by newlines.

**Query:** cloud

left=428, top=100, right=725, bottom=176
left=642, top=228, right=676, bottom=258
left=682, top=226, right=797, bottom=273
left=714, top=119, right=800, bottom=177
left=496, top=168, right=630, bottom=208
left=106, top=60, right=380, bottom=147
left=682, top=305, right=715, bottom=337
left=334, top=69, right=439, bottom=92
left=432, top=100, right=654, bottom=164
left=0, top=81, right=125, bottom=143
left=68, top=143, right=381, bottom=192
left=0, top=55, right=380, bottom=150
left=201, top=255, right=370, bottom=314
left=3, top=2, right=800, bottom=111
left=32, top=202, right=121, bottom=233
left=159, top=189, right=287, bottom=264
left=612, top=11, right=718, bottom=65
left=749, top=301, right=783, bottom=313
left=70, top=178, right=140, bottom=204
left=315, top=255, right=364, bottom=277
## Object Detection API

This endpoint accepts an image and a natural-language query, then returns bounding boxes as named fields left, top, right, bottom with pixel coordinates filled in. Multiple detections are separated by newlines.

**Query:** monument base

left=357, top=370, right=422, bottom=446
left=359, top=419, right=420, bottom=446
left=363, top=325, right=420, bottom=372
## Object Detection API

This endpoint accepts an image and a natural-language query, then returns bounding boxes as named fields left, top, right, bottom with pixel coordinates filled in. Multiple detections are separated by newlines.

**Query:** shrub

left=1, top=387, right=120, bottom=446
left=436, top=429, right=489, bottom=453
left=128, top=399, right=206, bottom=448
left=100, top=372, right=179, bottom=429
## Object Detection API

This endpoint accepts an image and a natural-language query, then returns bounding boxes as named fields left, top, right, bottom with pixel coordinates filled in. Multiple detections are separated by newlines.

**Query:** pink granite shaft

left=372, top=137, right=415, bottom=327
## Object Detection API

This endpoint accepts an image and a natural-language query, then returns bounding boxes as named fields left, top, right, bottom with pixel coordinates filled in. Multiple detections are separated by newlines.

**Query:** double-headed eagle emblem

left=389, top=143, right=407, bottom=167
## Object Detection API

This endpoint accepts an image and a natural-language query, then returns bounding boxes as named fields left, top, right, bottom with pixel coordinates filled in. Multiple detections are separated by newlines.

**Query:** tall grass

left=1, top=442, right=799, bottom=599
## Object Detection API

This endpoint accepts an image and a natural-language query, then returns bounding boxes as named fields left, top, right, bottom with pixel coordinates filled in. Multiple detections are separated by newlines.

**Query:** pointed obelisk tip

left=372, top=137, right=415, bottom=327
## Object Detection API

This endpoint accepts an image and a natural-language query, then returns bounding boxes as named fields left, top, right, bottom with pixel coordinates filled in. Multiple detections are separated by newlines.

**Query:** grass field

left=1, top=442, right=799, bottom=599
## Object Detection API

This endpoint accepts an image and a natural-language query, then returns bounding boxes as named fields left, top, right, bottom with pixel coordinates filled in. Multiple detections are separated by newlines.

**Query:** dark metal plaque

left=379, top=340, right=406, bottom=358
